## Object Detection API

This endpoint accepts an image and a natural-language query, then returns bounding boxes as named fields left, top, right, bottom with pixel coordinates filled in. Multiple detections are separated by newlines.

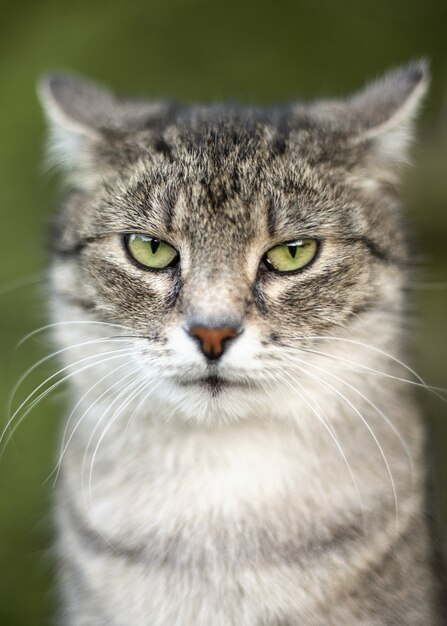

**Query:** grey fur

left=39, top=61, right=446, bottom=625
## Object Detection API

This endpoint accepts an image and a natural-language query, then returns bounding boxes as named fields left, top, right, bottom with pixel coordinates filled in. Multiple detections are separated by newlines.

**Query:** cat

left=37, top=62, right=446, bottom=625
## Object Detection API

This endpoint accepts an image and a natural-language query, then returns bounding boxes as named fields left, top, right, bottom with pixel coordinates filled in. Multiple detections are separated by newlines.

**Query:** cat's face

left=42, top=64, right=427, bottom=424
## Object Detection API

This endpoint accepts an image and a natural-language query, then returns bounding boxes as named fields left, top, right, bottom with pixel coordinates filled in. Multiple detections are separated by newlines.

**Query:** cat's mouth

left=174, top=374, right=250, bottom=392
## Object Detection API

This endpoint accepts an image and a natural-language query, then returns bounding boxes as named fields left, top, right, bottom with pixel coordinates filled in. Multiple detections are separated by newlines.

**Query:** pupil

left=288, top=245, right=297, bottom=259
left=150, top=239, right=160, bottom=254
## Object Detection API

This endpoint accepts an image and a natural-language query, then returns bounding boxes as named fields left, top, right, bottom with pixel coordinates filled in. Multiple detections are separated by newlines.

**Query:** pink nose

left=188, top=326, right=239, bottom=360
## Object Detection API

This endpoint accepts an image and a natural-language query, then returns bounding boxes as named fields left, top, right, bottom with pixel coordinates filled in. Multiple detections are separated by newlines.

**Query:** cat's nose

left=188, top=325, right=241, bottom=360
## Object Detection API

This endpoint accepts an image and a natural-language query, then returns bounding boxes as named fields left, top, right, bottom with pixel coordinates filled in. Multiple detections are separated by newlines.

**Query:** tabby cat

left=38, top=62, right=446, bottom=625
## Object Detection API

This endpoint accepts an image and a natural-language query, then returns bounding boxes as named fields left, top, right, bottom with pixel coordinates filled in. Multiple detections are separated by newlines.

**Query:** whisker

left=274, top=333, right=447, bottom=406
left=79, top=375, right=164, bottom=553
left=0, top=271, right=46, bottom=296
left=8, top=336, right=138, bottom=418
left=297, top=345, right=447, bottom=400
left=88, top=376, right=163, bottom=498
left=7, top=347, right=135, bottom=431
left=282, top=358, right=400, bottom=541
left=0, top=349, right=135, bottom=454
left=16, top=320, right=138, bottom=349
left=82, top=374, right=150, bottom=506
left=49, top=363, right=142, bottom=485
left=284, top=351, right=414, bottom=487
left=272, top=367, right=365, bottom=526
left=121, top=377, right=164, bottom=440
left=303, top=335, right=428, bottom=389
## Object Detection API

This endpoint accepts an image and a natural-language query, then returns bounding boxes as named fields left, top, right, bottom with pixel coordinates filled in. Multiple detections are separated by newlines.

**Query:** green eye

left=125, top=234, right=179, bottom=269
left=264, top=239, right=318, bottom=272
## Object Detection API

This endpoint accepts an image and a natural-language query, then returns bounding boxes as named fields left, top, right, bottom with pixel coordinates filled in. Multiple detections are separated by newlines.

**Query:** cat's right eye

left=124, top=234, right=179, bottom=270
left=263, top=238, right=319, bottom=273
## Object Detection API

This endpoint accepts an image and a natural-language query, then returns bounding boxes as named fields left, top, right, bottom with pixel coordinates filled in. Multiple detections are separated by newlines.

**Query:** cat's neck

left=62, top=387, right=421, bottom=544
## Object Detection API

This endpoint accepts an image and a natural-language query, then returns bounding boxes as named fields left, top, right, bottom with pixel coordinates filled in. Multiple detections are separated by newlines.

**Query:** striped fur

left=39, top=62, right=446, bottom=624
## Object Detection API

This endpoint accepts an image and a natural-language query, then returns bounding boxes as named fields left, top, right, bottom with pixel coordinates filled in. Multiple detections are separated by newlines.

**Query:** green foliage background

left=0, top=0, right=446, bottom=622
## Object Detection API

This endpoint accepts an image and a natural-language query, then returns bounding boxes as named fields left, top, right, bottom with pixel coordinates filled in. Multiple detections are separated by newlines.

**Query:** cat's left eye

left=263, top=239, right=318, bottom=273
left=125, top=234, right=179, bottom=269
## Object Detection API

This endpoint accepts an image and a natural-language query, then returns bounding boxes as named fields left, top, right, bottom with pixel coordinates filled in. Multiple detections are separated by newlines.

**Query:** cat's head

left=39, top=63, right=428, bottom=425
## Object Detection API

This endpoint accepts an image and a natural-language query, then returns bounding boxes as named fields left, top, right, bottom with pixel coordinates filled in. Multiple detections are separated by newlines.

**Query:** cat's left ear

left=38, top=73, right=117, bottom=172
left=38, top=72, right=163, bottom=178
left=347, top=60, right=429, bottom=168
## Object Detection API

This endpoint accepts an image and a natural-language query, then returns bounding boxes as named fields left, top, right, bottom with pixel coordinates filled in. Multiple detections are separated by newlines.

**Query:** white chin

left=151, top=377, right=277, bottom=425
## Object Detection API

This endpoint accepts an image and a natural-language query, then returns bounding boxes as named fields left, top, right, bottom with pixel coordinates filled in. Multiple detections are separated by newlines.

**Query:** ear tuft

left=38, top=72, right=117, bottom=174
left=38, top=72, right=169, bottom=177
left=38, top=72, right=116, bottom=135
left=350, top=60, right=429, bottom=167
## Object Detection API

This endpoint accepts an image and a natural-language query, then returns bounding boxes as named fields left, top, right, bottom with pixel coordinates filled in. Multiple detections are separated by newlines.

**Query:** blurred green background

left=0, top=0, right=446, bottom=622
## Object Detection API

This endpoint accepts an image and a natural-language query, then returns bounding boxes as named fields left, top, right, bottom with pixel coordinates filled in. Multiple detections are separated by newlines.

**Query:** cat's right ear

left=38, top=73, right=115, bottom=173
left=347, top=60, right=429, bottom=170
